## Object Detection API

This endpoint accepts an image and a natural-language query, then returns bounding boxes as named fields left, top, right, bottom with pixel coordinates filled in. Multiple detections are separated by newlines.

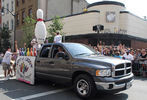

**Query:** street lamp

left=1, top=7, right=16, bottom=51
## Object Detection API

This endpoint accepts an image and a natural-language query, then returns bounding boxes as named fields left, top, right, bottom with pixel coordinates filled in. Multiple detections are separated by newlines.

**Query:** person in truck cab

left=55, top=47, right=65, bottom=59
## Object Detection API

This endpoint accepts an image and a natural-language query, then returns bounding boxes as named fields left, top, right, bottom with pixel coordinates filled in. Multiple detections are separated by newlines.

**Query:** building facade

left=0, top=0, right=2, bottom=28
left=15, top=0, right=38, bottom=47
left=1, top=0, right=15, bottom=49
left=45, top=1, right=147, bottom=49
left=0, top=0, right=2, bottom=48
left=38, top=0, right=88, bottom=20
left=15, top=0, right=88, bottom=47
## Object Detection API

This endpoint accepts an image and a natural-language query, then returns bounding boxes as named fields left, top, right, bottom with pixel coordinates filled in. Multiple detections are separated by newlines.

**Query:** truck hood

left=75, top=55, right=131, bottom=66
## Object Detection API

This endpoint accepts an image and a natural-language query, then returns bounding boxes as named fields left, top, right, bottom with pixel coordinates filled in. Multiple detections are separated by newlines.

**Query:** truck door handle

left=49, top=61, right=54, bottom=64
left=37, top=61, right=40, bottom=63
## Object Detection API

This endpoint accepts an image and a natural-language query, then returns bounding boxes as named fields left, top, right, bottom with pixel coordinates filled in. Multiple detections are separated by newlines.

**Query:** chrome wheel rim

left=77, top=79, right=89, bottom=96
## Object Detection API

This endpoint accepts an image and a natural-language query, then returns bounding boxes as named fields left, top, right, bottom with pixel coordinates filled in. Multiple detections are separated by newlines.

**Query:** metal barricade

left=132, top=60, right=147, bottom=77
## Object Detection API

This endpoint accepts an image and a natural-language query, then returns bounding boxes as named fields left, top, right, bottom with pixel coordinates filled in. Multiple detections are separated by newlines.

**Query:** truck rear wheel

left=73, top=74, right=96, bottom=98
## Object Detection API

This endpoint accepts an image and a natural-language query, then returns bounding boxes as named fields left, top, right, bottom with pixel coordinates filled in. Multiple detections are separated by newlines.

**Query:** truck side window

left=40, top=46, right=51, bottom=58
left=52, top=46, right=66, bottom=59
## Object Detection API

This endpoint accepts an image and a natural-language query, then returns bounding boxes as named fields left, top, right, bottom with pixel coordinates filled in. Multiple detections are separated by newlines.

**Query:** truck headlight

left=96, top=69, right=111, bottom=76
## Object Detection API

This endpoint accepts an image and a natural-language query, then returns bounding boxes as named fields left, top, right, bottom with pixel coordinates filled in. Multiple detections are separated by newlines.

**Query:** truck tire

left=73, top=74, right=96, bottom=98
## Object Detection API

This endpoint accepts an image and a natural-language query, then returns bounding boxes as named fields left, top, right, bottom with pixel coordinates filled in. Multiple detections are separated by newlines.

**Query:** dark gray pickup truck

left=35, top=43, right=134, bottom=98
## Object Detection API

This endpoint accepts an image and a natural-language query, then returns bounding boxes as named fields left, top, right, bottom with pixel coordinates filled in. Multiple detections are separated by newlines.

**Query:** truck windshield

left=64, top=43, right=97, bottom=57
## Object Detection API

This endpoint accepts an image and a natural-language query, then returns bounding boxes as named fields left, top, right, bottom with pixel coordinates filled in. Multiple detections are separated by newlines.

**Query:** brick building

left=15, top=0, right=38, bottom=47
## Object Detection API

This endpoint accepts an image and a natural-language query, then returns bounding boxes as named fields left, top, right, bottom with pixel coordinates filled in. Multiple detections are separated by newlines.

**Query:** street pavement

left=0, top=64, right=147, bottom=100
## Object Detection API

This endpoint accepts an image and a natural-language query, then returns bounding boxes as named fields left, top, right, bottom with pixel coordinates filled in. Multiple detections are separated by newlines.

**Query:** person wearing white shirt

left=2, top=47, right=13, bottom=80
left=54, top=32, right=62, bottom=43
left=123, top=50, right=134, bottom=61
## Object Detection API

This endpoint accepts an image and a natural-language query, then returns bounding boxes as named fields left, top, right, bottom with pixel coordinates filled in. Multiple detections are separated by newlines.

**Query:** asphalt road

left=0, top=65, right=147, bottom=100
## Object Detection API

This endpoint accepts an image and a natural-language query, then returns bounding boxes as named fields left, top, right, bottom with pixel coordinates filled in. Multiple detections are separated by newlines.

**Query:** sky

left=86, top=0, right=147, bottom=19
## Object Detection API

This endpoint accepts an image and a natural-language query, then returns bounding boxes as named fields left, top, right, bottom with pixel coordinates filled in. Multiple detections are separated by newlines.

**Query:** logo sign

left=16, top=56, right=36, bottom=85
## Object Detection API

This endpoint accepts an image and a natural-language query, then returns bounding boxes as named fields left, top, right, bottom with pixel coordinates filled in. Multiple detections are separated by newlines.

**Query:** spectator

left=123, top=50, right=134, bottom=61
left=114, top=50, right=122, bottom=59
left=54, top=32, right=62, bottom=43
left=97, top=41, right=103, bottom=54
left=134, top=49, right=141, bottom=60
left=139, top=49, right=147, bottom=60
left=2, top=47, right=15, bottom=80
left=11, top=41, right=19, bottom=76
left=88, top=44, right=92, bottom=47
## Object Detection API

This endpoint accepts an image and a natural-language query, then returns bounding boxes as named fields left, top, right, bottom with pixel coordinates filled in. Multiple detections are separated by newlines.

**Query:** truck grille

left=113, top=63, right=132, bottom=77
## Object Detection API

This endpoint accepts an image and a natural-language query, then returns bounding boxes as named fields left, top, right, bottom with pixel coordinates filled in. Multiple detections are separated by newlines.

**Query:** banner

left=16, top=56, right=36, bottom=85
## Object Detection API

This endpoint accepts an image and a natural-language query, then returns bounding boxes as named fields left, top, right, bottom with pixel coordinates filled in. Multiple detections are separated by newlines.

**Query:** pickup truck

left=35, top=43, right=134, bottom=98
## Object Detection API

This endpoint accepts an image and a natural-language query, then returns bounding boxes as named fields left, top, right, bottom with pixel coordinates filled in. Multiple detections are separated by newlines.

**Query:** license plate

left=126, top=82, right=132, bottom=89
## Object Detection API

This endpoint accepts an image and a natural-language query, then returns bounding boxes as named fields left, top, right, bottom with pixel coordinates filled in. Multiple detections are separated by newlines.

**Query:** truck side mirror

left=64, top=55, right=69, bottom=60
left=57, top=52, right=69, bottom=60
left=57, top=52, right=65, bottom=59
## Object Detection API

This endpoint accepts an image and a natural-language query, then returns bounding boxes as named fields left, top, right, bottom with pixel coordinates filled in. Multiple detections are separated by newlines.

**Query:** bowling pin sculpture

left=27, top=48, right=30, bottom=56
left=24, top=48, right=27, bottom=56
left=35, top=9, right=47, bottom=44
left=34, top=48, right=37, bottom=56
left=21, top=48, right=24, bottom=56
left=30, top=48, right=33, bottom=56
left=19, top=48, right=22, bottom=56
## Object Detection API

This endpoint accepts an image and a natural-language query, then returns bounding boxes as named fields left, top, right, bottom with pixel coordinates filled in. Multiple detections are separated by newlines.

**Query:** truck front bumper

left=94, top=73, right=134, bottom=91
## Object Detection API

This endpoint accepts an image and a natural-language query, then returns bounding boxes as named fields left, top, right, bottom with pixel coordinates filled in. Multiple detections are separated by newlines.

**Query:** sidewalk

left=0, top=64, right=16, bottom=80
left=0, top=64, right=4, bottom=77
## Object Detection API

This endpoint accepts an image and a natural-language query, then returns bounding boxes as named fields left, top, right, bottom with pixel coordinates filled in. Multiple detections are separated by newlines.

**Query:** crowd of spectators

left=89, top=41, right=147, bottom=61
left=89, top=41, right=147, bottom=77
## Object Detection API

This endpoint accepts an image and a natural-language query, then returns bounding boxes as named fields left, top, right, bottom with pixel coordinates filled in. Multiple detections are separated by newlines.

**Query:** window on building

left=11, top=19, right=14, bottom=30
left=22, top=0, right=25, bottom=4
left=22, top=11, right=25, bottom=24
left=11, top=1, right=14, bottom=11
left=28, top=8, right=32, bottom=17
left=16, top=14, right=20, bottom=26
left=7, top=3, right=9, bottom=14
left=16, top=0, right=19, bottom=6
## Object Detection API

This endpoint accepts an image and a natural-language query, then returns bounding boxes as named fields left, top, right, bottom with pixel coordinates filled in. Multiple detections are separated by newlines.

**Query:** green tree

left=0, top=26, right=11, bottom=53
left=47, top=16, right=64, bottom=42
left=22, top=16, right=36, bottom=47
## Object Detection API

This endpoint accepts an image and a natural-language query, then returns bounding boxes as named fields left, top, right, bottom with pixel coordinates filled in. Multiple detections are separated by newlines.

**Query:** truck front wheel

left=73, top=74, right=96, bottom=98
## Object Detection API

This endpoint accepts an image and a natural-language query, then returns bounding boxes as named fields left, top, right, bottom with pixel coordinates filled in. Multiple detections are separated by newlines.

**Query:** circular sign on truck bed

left=16, top=56, right=36, bottom=85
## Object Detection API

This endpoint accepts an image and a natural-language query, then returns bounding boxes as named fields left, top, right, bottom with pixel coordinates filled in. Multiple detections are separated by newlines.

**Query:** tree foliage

left=47, top=16, right=64, bottom=42
left=0, top=26, right=11, bottom=53
left=22, top=16, right=36, bottom=47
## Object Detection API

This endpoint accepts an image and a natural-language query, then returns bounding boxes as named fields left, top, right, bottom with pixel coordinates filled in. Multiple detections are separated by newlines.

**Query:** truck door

left=48, top=44, right=72, bottom=82
left=35, top=44, right=53, bottom=75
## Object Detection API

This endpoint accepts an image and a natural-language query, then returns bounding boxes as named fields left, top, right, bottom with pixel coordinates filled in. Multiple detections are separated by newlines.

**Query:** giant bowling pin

left=35, top=9, right=47, bottom=44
